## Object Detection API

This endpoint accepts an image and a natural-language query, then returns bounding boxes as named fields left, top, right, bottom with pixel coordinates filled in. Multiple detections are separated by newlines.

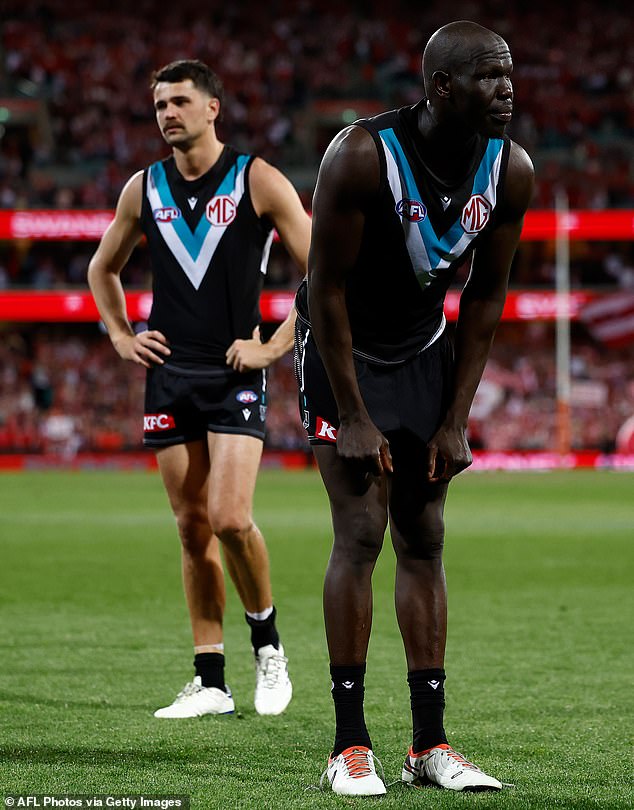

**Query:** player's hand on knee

left=337, top=416, right=393, bottom=476
left=427, top=426, right=472, bottom=483
left=113, top=330, right=171, bottom=368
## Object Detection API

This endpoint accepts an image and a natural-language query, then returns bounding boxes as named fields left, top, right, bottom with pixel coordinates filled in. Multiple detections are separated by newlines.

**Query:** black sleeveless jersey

left=140, top=147, right=274, bottom=366
left=296, top=101, right=511, bottom=364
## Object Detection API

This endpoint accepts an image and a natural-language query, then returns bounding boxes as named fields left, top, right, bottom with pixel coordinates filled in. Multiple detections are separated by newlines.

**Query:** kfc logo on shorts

left=207, top=195, right=237, bottom=226
left=236, top=390, right=258, bottom=404
left=316, top=416, right=338, bottom=443
left=461, top=194, right=491, bottom=234
left=396, top=198, right=427, bottom=222
left=153, top=206, right=181, bottom=223
left=144, top=413, right=176, bottom=432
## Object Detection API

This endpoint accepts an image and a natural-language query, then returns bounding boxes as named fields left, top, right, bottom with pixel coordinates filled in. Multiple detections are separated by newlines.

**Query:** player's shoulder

left=316, top=124, right=380, bottom=198
left=507, top=139, right=535, bottom=180
left=501, top=139, right=535, bottom=218
left=248, top=156, right=297, bottom=199
left=115, top=170, right=144, bottom=218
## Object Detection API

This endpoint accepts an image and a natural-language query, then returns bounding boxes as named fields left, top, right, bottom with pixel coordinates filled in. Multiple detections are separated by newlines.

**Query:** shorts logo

left=303, top=409, right=310, bottom=430
left=316, top=416, right=337, bottom=443
left=207, top=195, right=237, bottom=226
left=461, top=194, right=491, bottom=233
left=242, top=408, right=252, bottom=421
left=236, top=390, right=258, bottom=404
left=153, top=206, right=181, bottom=223
left=396, top=198, right=427, bottom=222
left=259, top=404, right=267, bottom=422
left=144, top=413, right=176, bottom=432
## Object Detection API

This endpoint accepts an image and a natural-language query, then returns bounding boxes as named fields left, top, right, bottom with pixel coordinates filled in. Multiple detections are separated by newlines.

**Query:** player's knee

left=418, top=528, right=445, bottom=560
left=333, top=512, right=386, bottom=566
left=394, top=512, right=445, bottom=561
left=213, top=515, right=253, bottom=550
left=175, top=509, right=212, bottom=554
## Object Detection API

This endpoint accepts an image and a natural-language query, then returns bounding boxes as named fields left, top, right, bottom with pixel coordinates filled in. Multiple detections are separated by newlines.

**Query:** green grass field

left=0, top=468, right=632, bottom=809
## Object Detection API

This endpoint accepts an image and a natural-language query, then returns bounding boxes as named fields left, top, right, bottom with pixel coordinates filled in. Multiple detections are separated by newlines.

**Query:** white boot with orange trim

left=321, top=745, right=386, bottom=796
left=402, top=743, right=502, bottom=791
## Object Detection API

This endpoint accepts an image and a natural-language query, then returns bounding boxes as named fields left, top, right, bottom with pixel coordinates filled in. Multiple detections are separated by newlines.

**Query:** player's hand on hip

left=113, top=330, right=171, bottom=368
left=427, top=424, right=472, bottom=483
left=337, top=415, right=393, bottom=476
left=226, top=327, right=270, bottom=372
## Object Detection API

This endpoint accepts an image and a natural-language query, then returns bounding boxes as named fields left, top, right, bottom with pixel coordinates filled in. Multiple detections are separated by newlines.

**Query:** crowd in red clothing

left=1, top=323, right=632, bottom=457
left=2, top=0, right=634, bottom=211
left=1, top=2, right=633, bottom=455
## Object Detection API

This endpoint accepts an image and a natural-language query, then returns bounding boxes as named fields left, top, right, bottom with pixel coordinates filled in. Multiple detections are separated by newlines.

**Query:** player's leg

left=389, top=435, right=501, bottom=791
left=313, top=443, right=388, bottom=794
left=388, top=434, right=449, bottom=745
left=207, top=432, right=271, bottom=611
left=153, top=439, right=234, bottom=717
left=207, top=431, right=291, bottom=715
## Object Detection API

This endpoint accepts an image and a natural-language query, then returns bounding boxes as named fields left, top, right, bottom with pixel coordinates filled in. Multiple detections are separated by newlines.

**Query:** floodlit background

left=1, top=0, right=634, bottom=467
left=0, top=5, right=633, bottom=808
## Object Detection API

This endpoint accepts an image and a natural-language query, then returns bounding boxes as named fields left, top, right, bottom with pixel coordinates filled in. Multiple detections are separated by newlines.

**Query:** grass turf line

left=0, top=469, right=632, bottom=808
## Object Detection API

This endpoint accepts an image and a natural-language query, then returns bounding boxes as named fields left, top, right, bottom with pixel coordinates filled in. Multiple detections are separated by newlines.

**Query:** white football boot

left=321, top=746, right=387, bottom=796
left=153, top=676, right=234, bottom=718
left=402, top=743, right=502, bottom=791
left=253, top=644, right=292, bottom=715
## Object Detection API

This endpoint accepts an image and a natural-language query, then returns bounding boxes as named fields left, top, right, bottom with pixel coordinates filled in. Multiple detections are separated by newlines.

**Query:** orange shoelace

left=432, top=744, right=479, bottom=770
left=341, top=747, right=374, bottom=779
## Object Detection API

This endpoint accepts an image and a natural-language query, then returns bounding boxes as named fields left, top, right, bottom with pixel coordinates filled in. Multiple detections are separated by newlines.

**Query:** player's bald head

left=422, top=21, right=509, bottom=98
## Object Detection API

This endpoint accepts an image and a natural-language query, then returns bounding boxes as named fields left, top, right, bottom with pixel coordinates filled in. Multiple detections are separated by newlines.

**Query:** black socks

left=330, top=664, right=372, bottom=756
left=194, top=652, right=225, bottom=691
left=408, top=668, right=448, bottom=753
left=245, top=606, right=280, bottom=653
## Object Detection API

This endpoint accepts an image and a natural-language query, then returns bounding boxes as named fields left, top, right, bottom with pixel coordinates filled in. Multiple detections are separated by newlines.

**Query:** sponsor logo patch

left=153, top=206, right=181, bottom=223
left=396, top=198, right=427, bottom=222
left=316, top=416, right=337, bottom=443
left=461, top=194, right=491, bottom=233
left=144, top=413, right=176, bottom=432
left=236, top=390, right=258, bottom=404
left=206, top=195, right=237, bottom=226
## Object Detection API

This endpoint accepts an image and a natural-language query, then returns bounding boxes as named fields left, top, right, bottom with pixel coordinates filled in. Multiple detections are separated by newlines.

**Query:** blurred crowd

left=2, top=0, right=634, bottom=211
left=1, top=323, right=633, bottom=457
left=1, top=1, right=633, bottom=456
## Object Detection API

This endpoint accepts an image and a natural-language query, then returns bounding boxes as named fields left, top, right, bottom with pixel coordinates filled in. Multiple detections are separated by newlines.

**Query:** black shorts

left=294, top=319, right=453, bottom=446
left=143, top=363, right=267, bottom=448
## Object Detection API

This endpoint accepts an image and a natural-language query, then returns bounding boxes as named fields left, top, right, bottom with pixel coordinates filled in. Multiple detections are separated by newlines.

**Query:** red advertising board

left=0, top=289, right=607, bottom=323
left=2, top=209, right=634, bottom=240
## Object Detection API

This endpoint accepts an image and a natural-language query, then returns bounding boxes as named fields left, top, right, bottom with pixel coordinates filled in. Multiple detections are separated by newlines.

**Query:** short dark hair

left=151, top=59, right=224, bottom=112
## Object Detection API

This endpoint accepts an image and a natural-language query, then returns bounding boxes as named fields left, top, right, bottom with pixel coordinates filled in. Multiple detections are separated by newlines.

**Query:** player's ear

left=208, top=96, right=220, bottom=124
left=432, top=70, right=451, bottom=99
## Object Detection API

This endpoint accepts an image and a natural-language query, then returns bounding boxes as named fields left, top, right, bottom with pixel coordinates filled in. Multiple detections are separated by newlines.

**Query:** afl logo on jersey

left=153, top=206, right=181, bottom=223
left=207, top=195, right=237, bottom=226
left=236, top=390, right=258, bottom=404
left=396, top=198, right=427, bottom=222
left=461, top=194, right=491, bottom=234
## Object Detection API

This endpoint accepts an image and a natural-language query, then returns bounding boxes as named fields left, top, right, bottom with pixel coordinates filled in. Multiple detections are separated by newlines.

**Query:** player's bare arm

left=225, top=159, right=311, bottom=372
left=87, top=172, right=171, bottom=368
left=428, top=141, right=535, bottom=482
left=308, top=126, right=392, bottom=474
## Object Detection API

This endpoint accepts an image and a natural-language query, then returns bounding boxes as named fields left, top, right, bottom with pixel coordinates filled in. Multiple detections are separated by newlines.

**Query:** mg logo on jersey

left=461, top=194, right=491, bottom=234
left=144, top=413, right=176, bottom=431
left=316, top=416, right=337, bottom=443
left=207, top=195, right=237, bottom=226
left=396, top=198, right=427, bottom=222
left=153, top=206, right=181, bottom=223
